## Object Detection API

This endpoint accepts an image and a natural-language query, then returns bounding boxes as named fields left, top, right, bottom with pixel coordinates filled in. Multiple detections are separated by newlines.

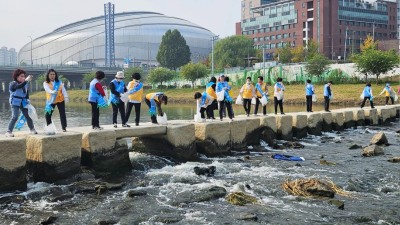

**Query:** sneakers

left=122, top=124, right=131, bottom=128
left=113, top=123, right=117, bottom=128
left=5, top=131, right=14, bottom=137
left=201, top=118, right=206, bottom=123
left=135, top=123, right=139, bottom=126
left=246, top=114, right=250, bottom=117
left=62, top=129, right=67, bottom=132
left=93, top=126, right=104, bottom=130
left=30, top=129, right=38, bottom=134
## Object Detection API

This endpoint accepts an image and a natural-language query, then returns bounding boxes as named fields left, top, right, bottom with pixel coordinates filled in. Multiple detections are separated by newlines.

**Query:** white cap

left=115, top=71, right=124, bottom=79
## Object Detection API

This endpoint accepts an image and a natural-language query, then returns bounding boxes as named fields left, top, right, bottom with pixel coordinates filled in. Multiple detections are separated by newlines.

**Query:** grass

left=29, top=83, right=399, bottom=105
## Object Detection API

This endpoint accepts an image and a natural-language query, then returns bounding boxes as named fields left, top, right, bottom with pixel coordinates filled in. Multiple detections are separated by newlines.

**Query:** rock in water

left=193, top=166, right=216, bottom=177
left=388, top=157, right=400, bottom=163
left=40, top=216, right=57, bottom=225
left=328, top=199, right=344, bottom=210
left=226, top=192, right=260, bottom=206
left=370, top=132, right=388, bottom=145
left=362, top=145, right=384, bottom=157
left=320, top=159, right=336, bottom=165
left=348, top=144, right=362, bottom=150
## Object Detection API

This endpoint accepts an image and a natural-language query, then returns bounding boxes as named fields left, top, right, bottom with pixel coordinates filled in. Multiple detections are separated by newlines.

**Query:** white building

left=0, top=47, right=18, bottom=66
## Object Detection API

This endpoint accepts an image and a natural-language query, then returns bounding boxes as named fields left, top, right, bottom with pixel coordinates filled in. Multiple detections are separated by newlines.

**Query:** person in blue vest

left=305, top=79, right=315, bottom=112
left=216, top=75, right=234, bottom=121
left=273, top=77, right=285, bottom=114
left=205, top=76, right=217, bottom=120
left=145, top=92, right=168, bottom=124
left=109, top=71, right=129, bottom=128
left=6, top=69, right=37, bottom=137
left=254, top=76, right=268, bottom=116
left=88, top=71, right=107, bottom=130
left=360, top=83, right=374, bottom=109
left=194, top=91, right=214, bottom=122
left=323, top=81, right=333, bottom=112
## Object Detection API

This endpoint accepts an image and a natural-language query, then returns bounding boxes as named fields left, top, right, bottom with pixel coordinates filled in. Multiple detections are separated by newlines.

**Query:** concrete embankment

left=0, top=105, right=399, bottom=192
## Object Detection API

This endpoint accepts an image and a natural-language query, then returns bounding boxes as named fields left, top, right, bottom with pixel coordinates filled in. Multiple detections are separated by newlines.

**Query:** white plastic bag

left=360, top=93, right=364, bottom=100
left=312, top=94, right=317, bottom=102
left=235, top=95, right=243, bottom=105
left=120, top=92, right=129, bottom=103
left=194, top=113, right=203, bottom=123
left=157, top=112, right=168, bottom=125
left=395, top=94, right=399, bottom=102
left=260, top=95, right=268, bottom=106
left=251, top=97, right=257, bottom=105
left=276, top=91, right=284, bottom=101
left=216, top=91, right=225, bottom=101
left=27, top=104, right=38, bottom=121
left=44, top=123, right=57, bottom=135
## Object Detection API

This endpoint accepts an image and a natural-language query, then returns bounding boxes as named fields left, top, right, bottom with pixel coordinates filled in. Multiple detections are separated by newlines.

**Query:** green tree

left=157, top=29, right=191, bottom=70
left=147, top=67, right=176, bottom=86
left=291, top=45, right=305, bottom=63
left=305, top=40, right=319, bottom=61
left=82, top=71, right=96, bottom=84
left=275, top=42, right=293, bottom=63
left=305, top=53, right=331, bottom=77
left=353, top=49, right=399, bottom=83
left=123, top=67, right=147, bottom=84
left=213, top=36, right=255, bottom=69
left=180, top=62, right=208, bottom=88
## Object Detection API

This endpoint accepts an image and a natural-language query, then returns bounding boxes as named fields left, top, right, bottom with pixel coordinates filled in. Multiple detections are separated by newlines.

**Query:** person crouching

left=145, top=92, right=168, bottom=124
left=194, top=91, right=214, bottom=122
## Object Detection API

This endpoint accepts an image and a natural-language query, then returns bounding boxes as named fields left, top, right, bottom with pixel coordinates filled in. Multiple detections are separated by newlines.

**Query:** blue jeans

left=8, top=105, right=34, bottom=132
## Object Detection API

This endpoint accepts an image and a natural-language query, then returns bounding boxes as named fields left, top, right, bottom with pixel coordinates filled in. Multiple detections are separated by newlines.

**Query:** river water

left=0, top=100, right=399, bottom=225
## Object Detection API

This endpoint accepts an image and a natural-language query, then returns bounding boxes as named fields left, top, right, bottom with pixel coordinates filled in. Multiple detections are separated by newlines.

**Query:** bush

left=167, top=85, right=177, bottom=89
left=181, top=84, right=192, bottom=88
left=157, top=85, right=167, bottom=89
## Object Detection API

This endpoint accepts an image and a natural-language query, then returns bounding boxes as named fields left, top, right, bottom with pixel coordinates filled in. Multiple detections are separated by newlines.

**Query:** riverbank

left=28, top=83, right=399, bottom=105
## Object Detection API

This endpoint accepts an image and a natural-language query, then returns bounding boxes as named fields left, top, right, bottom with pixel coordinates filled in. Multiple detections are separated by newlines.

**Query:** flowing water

left=0, top=100, right=399, bottom=224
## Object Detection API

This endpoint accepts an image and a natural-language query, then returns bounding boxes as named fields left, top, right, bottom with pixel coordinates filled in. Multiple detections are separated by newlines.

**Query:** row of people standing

left=87, top=71, right=168, bottom=130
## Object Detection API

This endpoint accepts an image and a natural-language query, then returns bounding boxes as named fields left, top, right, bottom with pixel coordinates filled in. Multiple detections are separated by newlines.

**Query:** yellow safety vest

left=256, top=82, right=267, bottom=97
left=127, top=80, right=143, bottom=102
left=45, top=82, right=64, bottom=103
left=241, top=83, right=255, bottom=99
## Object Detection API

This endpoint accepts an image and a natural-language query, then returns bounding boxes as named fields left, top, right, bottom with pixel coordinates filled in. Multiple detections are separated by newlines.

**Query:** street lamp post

left=211, top=35, right=219, bottom=76
left=28, top=36, right=33, bottom=65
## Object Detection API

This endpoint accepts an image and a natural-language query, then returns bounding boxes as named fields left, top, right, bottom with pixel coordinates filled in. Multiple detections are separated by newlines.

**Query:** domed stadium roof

left=19, top=11, right=215, bottom=67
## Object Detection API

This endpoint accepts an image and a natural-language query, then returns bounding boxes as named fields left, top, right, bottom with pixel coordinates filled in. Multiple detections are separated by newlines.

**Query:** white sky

left=0, top=0, right=241, bottom=51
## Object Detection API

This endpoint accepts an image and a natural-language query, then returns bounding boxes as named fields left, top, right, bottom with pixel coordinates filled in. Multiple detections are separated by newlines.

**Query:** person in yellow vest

left=240, top=76, right=256, bottom=117
left=126, top=72, right=143, bottom=126
left=379, top=83, right=395, bottom=105
left=254, top=76, right=268, bottom=115
left=145, top=92, right=168, bottom=124
left=205, top=76, right=217, bottom=120
left=43, top=69, right=69, bottom=132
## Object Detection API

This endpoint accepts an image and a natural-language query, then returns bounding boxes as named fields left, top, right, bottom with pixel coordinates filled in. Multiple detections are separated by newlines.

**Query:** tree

left=360, top=35, right=378, bottom=52
left=291, top=45, right=305, bottom=63
left=275, top=42, right=293, bottom=63
left=157, top=29, right=191, bottom=70
left=213, top=36, right=255, bottom=69
left=305, top=40, right=319, bottom=60
left=305, top=53, right=331, bottom=77
left=82, top=71, right=96, bottom=84
left=180, top=62, right=208, bottom=88
left=147, top=67, right=176, bottom=86
left=123, top=67, right=147, bottom=84
left=353, top=48, right=399, bottom=84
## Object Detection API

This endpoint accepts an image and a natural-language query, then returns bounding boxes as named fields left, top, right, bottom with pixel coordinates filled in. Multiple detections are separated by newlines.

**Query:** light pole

left=211, top=35, right=219, bottom=76
left=27, top=36, right=33, bottom=65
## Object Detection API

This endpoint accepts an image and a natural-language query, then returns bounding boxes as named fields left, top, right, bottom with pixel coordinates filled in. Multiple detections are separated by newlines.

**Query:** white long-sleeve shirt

left=43, top=81, right=68, bottom=98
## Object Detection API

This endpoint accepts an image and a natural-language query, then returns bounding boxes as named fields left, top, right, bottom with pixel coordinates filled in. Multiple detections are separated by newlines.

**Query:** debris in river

left=282, top=178, right=351, bottom=198
left=320, top=159, right=336, bottom=165
left=387, top=157, right=400, bottom=163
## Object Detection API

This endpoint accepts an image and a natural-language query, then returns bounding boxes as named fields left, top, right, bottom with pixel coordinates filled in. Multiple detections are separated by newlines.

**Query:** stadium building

left=18, top=11, right=215, bottom=67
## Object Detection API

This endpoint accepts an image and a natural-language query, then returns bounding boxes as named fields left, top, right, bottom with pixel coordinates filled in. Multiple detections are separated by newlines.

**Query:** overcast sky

left=0, top=0, right=241, bottom=51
